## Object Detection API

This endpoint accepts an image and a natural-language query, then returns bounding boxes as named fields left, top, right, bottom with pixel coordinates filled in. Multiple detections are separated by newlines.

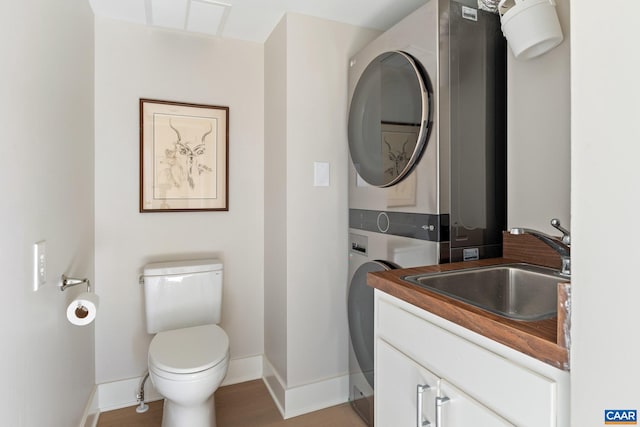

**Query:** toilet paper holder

left=59, top=275, right=91, bottom=292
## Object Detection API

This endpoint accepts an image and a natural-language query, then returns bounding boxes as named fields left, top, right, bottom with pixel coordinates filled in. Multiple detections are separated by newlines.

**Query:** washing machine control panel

left=349, top=208, right=448, bottom=243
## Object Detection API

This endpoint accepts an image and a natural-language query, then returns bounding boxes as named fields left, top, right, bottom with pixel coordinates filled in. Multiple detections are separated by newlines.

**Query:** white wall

left=284, top=14, right=380, bottom=388
left=0, top=1, right=96, bottom=426
left=264, top=17, right=289, bottom=385
left=94, top=18, right=264, bottom=386
left=507, top=0, right=571, bottom=234
left=264, top=13, right=379, bottom=416
left=571, top=0, right=640, bottom=424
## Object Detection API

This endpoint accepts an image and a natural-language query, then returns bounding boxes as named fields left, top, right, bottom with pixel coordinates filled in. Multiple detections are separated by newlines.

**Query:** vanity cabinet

left=375, top=291, right=569, bottom=427
left=377, top=339, right=512, bottom=426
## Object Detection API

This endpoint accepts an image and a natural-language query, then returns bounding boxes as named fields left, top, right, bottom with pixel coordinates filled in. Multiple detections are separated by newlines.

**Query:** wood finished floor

left=97, top=379, right=366, bottom=427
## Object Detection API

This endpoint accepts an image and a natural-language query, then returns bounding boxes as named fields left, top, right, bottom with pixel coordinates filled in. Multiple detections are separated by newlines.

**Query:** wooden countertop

left=368, top=257, right=570, bottom=371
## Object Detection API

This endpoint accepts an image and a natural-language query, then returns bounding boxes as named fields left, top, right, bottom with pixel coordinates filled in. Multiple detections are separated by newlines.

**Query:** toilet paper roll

left=67, top=292, right=99, bottom=326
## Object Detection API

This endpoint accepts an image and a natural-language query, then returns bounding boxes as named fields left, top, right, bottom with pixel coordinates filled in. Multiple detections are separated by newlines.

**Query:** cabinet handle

left=417, top=384, right=432, bottom=427
left=435, top=396, right=450, bottom=427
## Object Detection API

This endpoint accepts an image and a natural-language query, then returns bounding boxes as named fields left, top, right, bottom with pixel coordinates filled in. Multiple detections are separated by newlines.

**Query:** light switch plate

left=33, top=241, right=46, bottom=291
left=313, top=162, right=330, bottom=187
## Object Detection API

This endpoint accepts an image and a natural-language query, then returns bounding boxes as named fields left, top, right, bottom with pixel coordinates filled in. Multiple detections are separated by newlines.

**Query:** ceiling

left=88, top=0, right=429, bottom=43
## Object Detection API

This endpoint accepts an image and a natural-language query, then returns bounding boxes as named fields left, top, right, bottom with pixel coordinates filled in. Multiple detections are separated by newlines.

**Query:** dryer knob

left=376, top=212, right=390, bottom=233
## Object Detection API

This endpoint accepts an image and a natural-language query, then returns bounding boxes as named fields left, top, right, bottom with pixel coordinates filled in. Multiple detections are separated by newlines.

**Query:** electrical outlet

left=33, top=241, right=46, bottom=291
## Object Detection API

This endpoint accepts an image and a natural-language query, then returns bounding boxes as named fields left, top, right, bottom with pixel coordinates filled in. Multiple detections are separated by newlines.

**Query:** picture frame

left=139, top=99, right=229, bottom=212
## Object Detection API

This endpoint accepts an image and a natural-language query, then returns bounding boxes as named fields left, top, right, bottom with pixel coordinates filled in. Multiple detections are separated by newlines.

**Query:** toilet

left=142, top=259, right=229, bottom=427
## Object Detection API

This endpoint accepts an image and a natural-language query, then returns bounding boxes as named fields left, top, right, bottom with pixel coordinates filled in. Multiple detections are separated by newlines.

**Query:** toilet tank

left=142, top=259, right=223, bottom=334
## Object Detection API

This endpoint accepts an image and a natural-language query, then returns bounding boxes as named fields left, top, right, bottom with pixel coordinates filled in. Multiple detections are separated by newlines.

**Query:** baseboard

left=284, top=374, right=349, bottom=419
left=98, top=376, right=163, bottom=412
left=79, top=385, right=99, bottom=427
left=222, top=354, right=263, bottom=386
left=97, top=354, right=263, bottom=412
left=95, top=354, right=347, bottom=419
left=262, top=358, right=286, bottom=417
left=262, top=356, right=349, bottom=419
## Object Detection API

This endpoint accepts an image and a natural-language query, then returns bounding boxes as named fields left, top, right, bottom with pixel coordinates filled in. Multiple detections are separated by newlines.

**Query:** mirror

left=348, top=51, right=432, bottom=187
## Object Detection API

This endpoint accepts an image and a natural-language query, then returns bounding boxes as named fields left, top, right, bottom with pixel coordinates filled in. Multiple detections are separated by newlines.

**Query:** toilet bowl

left=148, top=324, right=230, bottom=427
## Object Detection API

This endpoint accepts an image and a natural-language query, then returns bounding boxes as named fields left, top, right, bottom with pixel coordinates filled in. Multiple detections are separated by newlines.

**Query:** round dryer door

left=348, top=260, right=397, bottom=388
left=348, top=51, right=432, bottom=187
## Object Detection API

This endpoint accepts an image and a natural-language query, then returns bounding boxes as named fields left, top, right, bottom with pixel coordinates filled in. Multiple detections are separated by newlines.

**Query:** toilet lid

left=149, top=324, right=229, bottom=374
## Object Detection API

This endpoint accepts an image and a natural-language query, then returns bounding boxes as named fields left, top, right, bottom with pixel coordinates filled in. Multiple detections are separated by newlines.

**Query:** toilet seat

left=149, top=324, right=229, bottom=374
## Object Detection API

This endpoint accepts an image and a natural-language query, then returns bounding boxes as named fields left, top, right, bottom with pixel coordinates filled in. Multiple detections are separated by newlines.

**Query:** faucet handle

left=550, top=218, right=571, bottom=245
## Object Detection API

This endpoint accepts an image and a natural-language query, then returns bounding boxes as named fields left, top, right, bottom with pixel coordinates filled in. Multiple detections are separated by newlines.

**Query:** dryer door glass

left=348, top=51, right=432, bottom=187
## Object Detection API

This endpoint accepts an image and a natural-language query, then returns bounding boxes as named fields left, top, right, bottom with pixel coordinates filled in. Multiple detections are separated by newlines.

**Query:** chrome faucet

left=550, top=218, right=571, bottom=245
left=510, top=218, right=571, bottom=276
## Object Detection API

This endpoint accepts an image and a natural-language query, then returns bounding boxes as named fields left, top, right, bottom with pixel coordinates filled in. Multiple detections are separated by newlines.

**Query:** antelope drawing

left=384, top=137, right=411, bottom=178
left=162, top=120, right=213, bottom=190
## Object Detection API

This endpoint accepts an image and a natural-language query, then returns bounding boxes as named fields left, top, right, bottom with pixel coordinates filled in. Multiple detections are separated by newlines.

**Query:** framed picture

left=140, top=99, right=229, bottom=212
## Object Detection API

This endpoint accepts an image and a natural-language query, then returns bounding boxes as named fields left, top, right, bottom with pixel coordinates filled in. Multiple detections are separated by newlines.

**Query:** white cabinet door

left=377, top=337, right=514, bottom=427
left=438, top=379, right=513, bottom=427
left=377, top=339, right=439, bottom=427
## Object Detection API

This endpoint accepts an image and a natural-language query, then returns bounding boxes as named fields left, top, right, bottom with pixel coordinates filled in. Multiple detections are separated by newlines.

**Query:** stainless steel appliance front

left=346, top=1, right=507, bottom=425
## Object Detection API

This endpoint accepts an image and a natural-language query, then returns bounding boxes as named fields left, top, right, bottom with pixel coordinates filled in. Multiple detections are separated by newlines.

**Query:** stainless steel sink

left=402, top=263, right=570, bottom=321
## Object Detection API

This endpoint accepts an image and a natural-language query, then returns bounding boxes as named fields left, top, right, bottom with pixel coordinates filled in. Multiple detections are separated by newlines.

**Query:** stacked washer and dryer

left=346, top=1, right=507, bottom=425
